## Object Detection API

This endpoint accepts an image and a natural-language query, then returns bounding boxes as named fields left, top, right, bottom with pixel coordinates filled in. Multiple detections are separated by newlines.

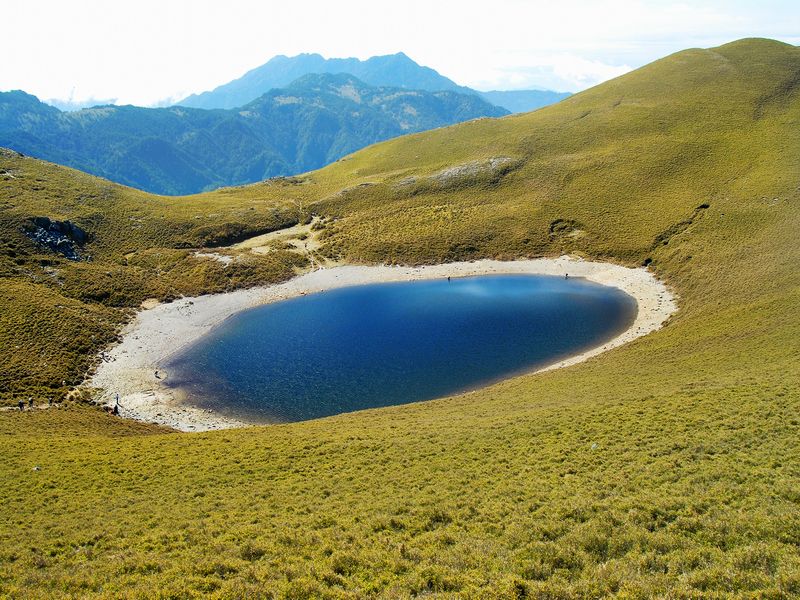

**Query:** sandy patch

left=232, top=220, right=314, bottom=250
left=90, top=257, right=677, bottom=432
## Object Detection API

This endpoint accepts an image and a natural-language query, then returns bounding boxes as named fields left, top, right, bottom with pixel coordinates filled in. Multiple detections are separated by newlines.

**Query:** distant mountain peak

left=2, top=75, right=507, bottom=196
left=175, top=52, right=470, bottom=111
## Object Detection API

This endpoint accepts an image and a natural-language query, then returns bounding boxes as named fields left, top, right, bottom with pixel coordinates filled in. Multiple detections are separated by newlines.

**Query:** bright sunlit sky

left=3, top=0, right=798, bottom=109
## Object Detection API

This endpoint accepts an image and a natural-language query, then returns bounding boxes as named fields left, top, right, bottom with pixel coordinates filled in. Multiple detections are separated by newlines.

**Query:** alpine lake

left=162, top=275, right=637, bottom=424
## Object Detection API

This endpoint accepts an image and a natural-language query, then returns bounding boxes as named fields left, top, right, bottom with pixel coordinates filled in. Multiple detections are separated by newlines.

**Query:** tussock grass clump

left=1, top=38, right=799, bottom=598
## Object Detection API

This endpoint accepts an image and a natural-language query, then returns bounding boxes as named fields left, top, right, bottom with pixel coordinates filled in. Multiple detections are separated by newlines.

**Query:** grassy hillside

left=1, top=38, right=799, bottom=598
left=0, top=155, right=309, bottom=402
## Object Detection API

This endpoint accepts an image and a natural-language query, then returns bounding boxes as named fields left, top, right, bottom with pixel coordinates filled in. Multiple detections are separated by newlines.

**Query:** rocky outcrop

left=33, top=217, right=89, bottom=243
left=428, top=157, right=516, bottom=186
left=23, top=217, right=90, bottom=261
left=333, top=182, right=376, bottom=197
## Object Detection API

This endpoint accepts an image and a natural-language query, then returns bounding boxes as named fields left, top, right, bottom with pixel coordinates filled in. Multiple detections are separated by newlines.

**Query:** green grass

left=1, top=38, right=799, bottom=598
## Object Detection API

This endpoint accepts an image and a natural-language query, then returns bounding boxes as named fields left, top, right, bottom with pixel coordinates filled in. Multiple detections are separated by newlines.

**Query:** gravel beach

left=89, top=257, right=677, bottom=432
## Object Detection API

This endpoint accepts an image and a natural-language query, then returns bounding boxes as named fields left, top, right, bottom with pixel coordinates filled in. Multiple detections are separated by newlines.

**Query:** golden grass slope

left=311, top=39, right=799, bottom=268
left=0, top=159, right=310, bottom=401
left=1, top=38, right=799, bottom=598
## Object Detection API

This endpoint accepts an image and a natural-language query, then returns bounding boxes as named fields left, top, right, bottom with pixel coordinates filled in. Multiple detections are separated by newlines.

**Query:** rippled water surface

left=163, top=275, right=637, bottom=423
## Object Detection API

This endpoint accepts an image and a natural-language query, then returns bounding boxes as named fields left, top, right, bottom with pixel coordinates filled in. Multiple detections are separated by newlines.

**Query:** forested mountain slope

left=0, top=74, right=507, bottom=195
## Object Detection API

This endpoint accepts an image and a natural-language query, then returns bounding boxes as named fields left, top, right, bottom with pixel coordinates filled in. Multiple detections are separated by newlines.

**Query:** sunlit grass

left=1, top=38, right=799, bottom=598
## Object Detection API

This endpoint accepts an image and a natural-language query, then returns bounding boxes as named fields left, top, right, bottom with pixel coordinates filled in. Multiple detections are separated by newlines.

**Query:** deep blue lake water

left=162, top=275, right=637, bottom=423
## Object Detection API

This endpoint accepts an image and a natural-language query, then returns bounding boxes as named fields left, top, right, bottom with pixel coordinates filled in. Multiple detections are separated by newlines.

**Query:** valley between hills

left=1, top=38, right=799, bottom=598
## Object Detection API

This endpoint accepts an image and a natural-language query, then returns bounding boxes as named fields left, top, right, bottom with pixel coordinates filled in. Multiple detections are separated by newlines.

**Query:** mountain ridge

left=176, top=52, right=476, bottom=110
left=0, top=74, right=508, bottom=195
left=175, top=51, right=571, bottom=114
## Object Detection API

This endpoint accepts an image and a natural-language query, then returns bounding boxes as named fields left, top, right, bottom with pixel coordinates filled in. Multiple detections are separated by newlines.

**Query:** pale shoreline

left=89, top=257, right=677, bottom=432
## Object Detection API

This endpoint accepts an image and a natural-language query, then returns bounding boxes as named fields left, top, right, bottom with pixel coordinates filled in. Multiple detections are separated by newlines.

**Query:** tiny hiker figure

left=18, top=399, right=24, bottom=412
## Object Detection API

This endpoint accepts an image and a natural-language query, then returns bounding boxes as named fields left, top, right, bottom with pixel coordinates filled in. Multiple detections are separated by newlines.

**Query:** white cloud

left=426, top=0, right=798, bottom=90
left=1, top=0, right=797, bottom=105
left=439, top=47, right=633, bottom=93
left=549, top=54, right=633, bottom=89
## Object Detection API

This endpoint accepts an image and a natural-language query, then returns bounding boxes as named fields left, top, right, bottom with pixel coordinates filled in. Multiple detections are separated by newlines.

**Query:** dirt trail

left=233, top=217, right=339, bottom=271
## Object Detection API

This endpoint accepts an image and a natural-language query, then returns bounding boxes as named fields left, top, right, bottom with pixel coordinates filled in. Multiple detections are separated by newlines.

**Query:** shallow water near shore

left=162, top=274, right=637, bottom=423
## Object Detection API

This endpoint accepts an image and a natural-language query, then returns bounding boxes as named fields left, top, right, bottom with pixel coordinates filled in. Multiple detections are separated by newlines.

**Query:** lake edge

left=90, top=257, right=678, bottom=432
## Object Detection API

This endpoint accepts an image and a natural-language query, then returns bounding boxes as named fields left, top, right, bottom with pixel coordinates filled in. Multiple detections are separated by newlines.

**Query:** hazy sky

left=3, top=0, right=798, bottom=108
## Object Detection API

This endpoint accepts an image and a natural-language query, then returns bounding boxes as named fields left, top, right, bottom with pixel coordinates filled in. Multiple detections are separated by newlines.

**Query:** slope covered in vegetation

left=1, top=38, right=799, bottom=598
left=0, top=75, right=507, bottom=196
